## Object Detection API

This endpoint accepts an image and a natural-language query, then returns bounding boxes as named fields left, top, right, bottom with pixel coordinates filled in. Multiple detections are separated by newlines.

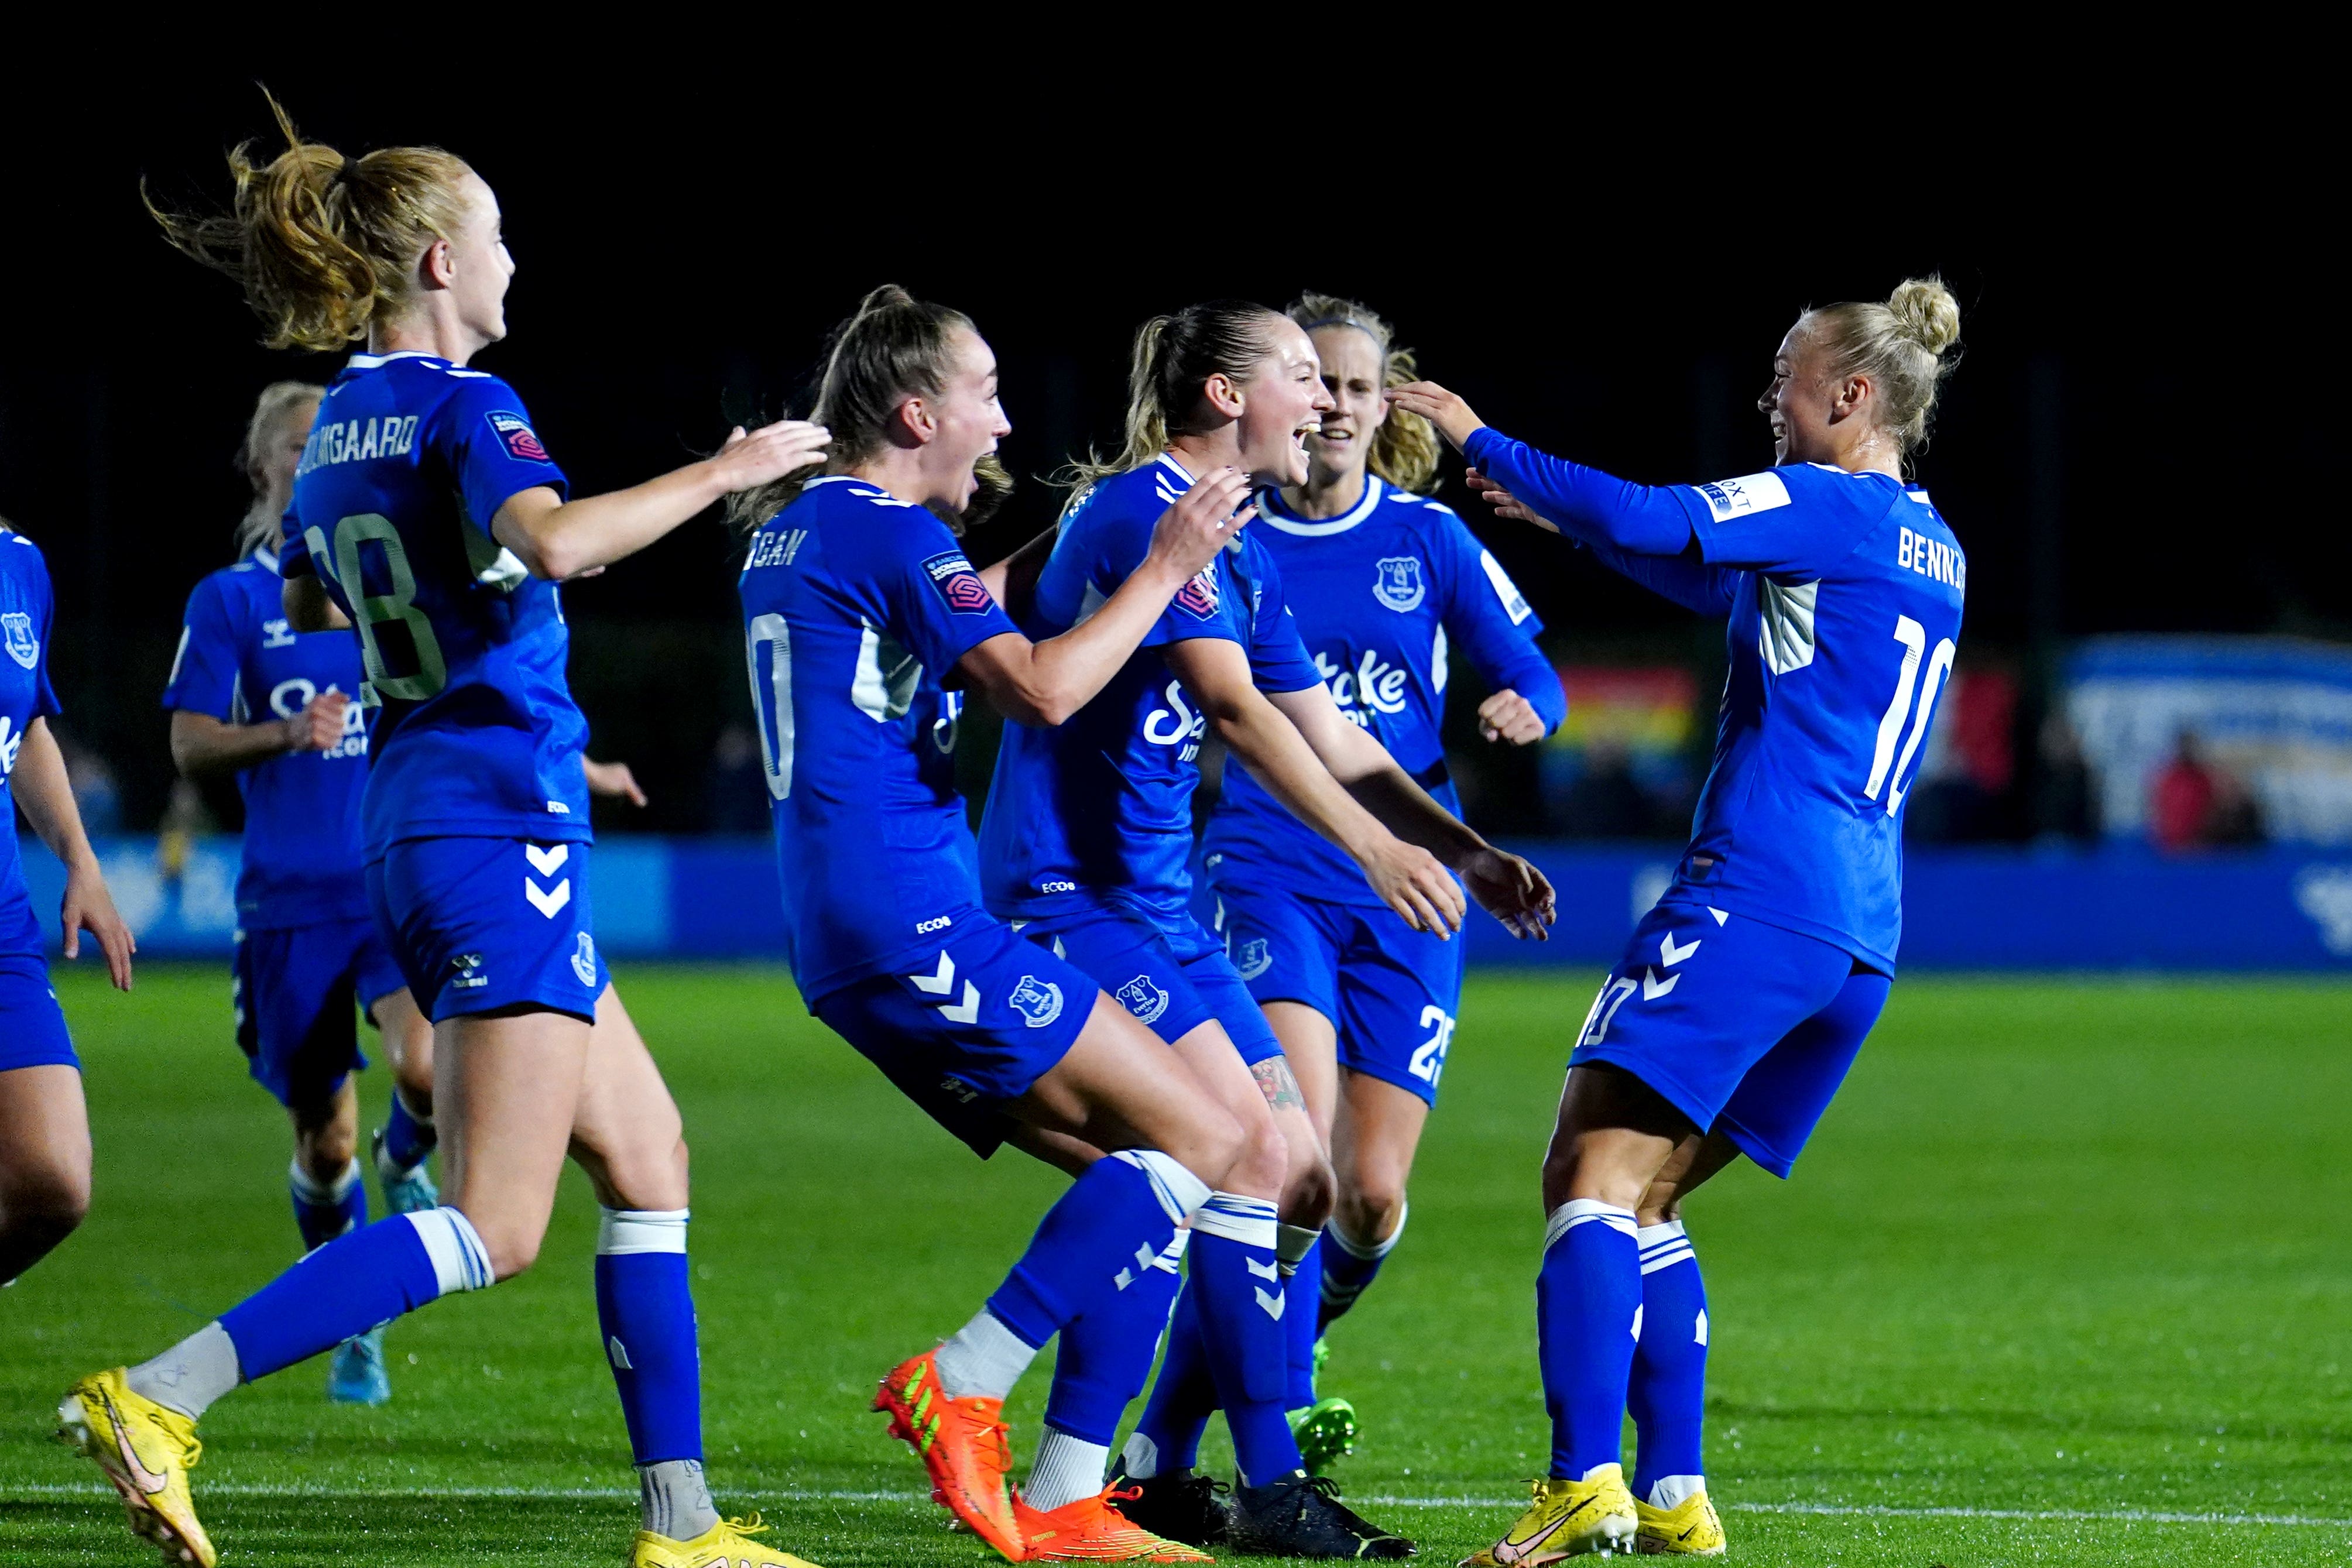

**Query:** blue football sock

left=289, top=1157, right=368, bottom=1254
left=1046, top=1230, right=1185, bottom=1447
left=220, top=1206, right=490, bottom=1381
left=1537, top=1199, right=1641, bottom=1480
left=1628, top=1221, right=1708, bottom=1505
left=1189, top=1193, right=1302, bottom=1487
left=986, top=1151, right=1205, bottom=1352
left=381, top=1091, right=437, bottom=1174
left=1279, top=1226, right=1321, bottom=1410
left=596, top=1209, right=703, bottom=1466
left=1319, top=1202, right=1406, bottom=1331
left=1128, top=1273, right=1216, bottom=1476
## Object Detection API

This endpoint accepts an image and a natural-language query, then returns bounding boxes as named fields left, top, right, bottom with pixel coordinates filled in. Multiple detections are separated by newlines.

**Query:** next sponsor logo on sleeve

left=921, top=551, right=997, bottom=615
left=485, top=410, right=553, bottom=463
left=1691, top=471, right=1792, bottom=524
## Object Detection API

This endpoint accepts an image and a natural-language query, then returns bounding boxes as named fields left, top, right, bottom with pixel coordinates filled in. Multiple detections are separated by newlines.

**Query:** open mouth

left=1292, top=421, right=1319, bottom=453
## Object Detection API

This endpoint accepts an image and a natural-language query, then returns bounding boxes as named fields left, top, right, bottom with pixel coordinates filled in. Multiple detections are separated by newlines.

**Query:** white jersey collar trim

left=1155, top=451, right=1197, bottom=486
left=253, top=547, right=280, bottom=575
left=1258, top=475, right=1384, bottom=536
left=345, top=350, right=441, bottom=371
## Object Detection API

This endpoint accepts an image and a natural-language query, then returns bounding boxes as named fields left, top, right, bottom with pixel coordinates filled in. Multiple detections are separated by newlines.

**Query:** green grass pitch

left=4, top=963, right=2350, bottom=1565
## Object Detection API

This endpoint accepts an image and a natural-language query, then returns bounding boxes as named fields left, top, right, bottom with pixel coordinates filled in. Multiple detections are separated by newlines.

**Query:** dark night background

left=0, top=74, right=2330, bottom=838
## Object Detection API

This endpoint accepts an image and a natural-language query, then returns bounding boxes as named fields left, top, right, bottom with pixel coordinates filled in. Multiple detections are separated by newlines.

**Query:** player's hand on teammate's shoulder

left=584, top=757, right=649, bottom=808
left=1462, top=847, right=1555, bottom=941
left=1477, top=688, right=1547, bottom=745
left=282, top=689, right=349, bottom=754
left=1363, top=837, right=1468, bottom=939
left=1146, top=466, right=1255, bottom=583
left=1384, top=380, right=1484, bottom=451
left=705, top=418, right=831, bottom=494
left=1465, top=469, right=1559, bottom=534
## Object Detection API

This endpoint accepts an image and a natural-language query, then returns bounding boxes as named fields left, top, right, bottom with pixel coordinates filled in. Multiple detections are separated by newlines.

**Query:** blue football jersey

left=161, top=548, right=373, bottom=929
left=1468, top=426, right=1966, bottom=969
left=738, top=476, right=1023, bottom=1001
left=280, top=351, right=586, bottom=855
left=978, top=454, right=1324, bottom=931
left=1203, top=476, right=1565, bottom=905
left=0, top=527, right=60, bottom=957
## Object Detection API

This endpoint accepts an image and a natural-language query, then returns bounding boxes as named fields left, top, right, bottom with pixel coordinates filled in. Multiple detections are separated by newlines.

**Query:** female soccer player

left=1201, top=294, right=1565, bottom=1466
left=64, top=103, right=829, bottom=1568
left=735, top=284, right=1270, bottom=1564
left=1391, top=276, right=1964, bottom=1561
left=979, top=300, right=1552, bottom=1559
left=0, top=516, right=135, bottom=1289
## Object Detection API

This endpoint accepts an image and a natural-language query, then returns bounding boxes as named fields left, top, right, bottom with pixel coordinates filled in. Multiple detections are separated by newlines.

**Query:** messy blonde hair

left=234, top=380, right=323, bottom=558
left=1058, top=301, right=1286, bottom=499
left=728, top=284, right=1001, bottom=536
left=1287, top=292, right=1440, bottom=493
left=147, top=91, right=478, bottom=351
left=1799, top=276, right=1963, bottom=459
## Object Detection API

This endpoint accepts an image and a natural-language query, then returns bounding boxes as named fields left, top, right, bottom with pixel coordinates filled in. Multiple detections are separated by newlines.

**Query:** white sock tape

left=598, top=1207, right=690, bottom=1255
left=1545, top=1198, right=1637, bottom=1251
left=1112, top=1150, right=1211, bottom=1222
left=406, top=1206, right=493, bottom=1294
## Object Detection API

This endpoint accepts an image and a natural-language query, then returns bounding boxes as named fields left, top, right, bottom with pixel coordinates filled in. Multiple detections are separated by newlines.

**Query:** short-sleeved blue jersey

left=739, top=476, right=1022, bottom=1002
left=979, top=454, right=1323, bottom=931
left=0, top=527, right=62, bottom=957
left=281, top=352, right=585, bottom=855
left=1466, top=428, right=1965, bottom=969
left=1203, top=476, right=1565, bottom=905
left=161, top=549, right=372, bottom=929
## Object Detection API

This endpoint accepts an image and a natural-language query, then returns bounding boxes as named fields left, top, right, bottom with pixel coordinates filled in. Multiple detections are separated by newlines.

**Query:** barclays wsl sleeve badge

left=2, top=612, right=36, bottom=670
left=485, top=410, right=553, bottom=463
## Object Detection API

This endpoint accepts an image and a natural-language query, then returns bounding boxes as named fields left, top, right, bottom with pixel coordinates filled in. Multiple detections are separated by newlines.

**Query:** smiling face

left=1229, top=316, right=1335, bottom=488
left=1304, top=324, right=1387, bottom=488
left=437, top=173, right=515, bottom=351
left=1758, top=322, right=1844, bottom=466
left=920, top=325, right=1013, bottom=514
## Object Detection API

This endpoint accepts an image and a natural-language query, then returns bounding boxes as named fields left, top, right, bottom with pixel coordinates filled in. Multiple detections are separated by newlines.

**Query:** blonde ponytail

left=1799, top=275, right=1963, bottom=459
left=1057, top=302, right=1284, bottom=503
left=147, top=90, right=476, bottom=351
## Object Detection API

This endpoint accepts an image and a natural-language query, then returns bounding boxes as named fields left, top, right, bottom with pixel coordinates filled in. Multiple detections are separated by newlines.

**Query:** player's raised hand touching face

left=707, top=418, right=832, bottom=493
left=1462, top=847, right=1555, bottom=941
left=1146, top=466, right=1255, bottom=585
left=1384, top=382, right=1485, bottom=452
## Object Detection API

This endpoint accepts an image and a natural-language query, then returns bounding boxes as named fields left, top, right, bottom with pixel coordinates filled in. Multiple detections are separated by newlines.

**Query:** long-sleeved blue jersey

left=1202, top=476, right=1563, bottom=906
left=1466, top=427, right=1964, bottom=969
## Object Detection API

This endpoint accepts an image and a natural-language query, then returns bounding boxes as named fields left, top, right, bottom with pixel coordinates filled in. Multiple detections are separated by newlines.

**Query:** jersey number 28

left=310, top=514, right=448, bottom=705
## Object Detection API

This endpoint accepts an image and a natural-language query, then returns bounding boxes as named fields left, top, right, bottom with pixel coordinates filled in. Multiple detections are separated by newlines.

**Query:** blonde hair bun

left=1887, top=276, right=1962, bottom=358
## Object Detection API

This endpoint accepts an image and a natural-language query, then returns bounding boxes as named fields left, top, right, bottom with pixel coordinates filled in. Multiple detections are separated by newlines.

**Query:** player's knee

left=300, top=1123, right=359, bottom=1178
left=1336, top=1176, right=1405, bottom=1242
left=0, top=1159, right=90, bottom=1241
left=1281, top=1147, right=1336, bottom=1229
left=475, top=1220, right=544, bottom=1282
left=1229, top=1113, right=1290, bottom=1200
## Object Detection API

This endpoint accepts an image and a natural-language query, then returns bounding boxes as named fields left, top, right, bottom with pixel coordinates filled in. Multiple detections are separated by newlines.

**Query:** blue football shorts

left=1571, top=894, right=1891, bottom=1178
left=232, top=915, right=406, bottom=1107
left=1207, top=875, right=1465, bottom=1106
left=0, top=951, right=76, bottom=1073
left=1018, top=899, right=1283, bottom=1067
left=365, top=837, right=609, bottom=1026
left=811, top=915, right=1099, bottom=1159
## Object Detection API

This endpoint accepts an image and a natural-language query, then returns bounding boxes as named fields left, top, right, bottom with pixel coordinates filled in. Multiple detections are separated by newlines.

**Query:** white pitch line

left=7, top=1483, right=2350, bottom=1530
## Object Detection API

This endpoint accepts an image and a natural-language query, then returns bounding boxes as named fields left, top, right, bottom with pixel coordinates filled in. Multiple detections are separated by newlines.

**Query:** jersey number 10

left=1864, top=614, right=1956, bottom=816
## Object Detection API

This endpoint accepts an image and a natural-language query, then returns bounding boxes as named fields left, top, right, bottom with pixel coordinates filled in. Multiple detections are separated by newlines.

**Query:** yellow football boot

left=631, top=1511, right=826, bottom=1567
left=1634, top=1488, right=1724, bottom=1556
left=56, top=1368, right=217, bottom=1567
left=1460, top=1470, right=1637, bottom=1565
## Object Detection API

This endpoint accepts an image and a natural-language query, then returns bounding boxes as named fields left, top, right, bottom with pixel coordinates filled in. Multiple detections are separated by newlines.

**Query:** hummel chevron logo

left=1255, top=1285, right=1287, bottom=1320
left=940, top=982, right=980, bottom=1025
left=1658, top=931, right=1702, bottom=966
left=1641, top=967, right=1679, bottom=1000
left=1246, top=1258, right=1280, bottom=1282
left=910, top=951, right=956, bottom=994
left=524, top=843, right=568, bottom=876
left=524, top=877, right=571, bottom=918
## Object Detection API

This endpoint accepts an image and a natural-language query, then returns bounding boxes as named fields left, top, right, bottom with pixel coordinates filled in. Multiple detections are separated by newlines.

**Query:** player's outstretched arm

left=958, top=468, right=1253, bottom=728
left=9, top=718, right=133, bottom=990
left=1467, top=471, right=1740, bottom=617
left=169, top=691, right=350, bottom=780
left=1166, top=637, right=1468, bottom=938
left=1264, top=680, right=1555, bottom=941
left=492, top=418, right=831, bottom=582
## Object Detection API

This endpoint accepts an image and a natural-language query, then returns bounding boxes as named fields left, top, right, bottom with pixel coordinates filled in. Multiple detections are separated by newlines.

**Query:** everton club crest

left=1373, top=557, right=1425, bottom=613
left=2, top=612, right=36, bottom=671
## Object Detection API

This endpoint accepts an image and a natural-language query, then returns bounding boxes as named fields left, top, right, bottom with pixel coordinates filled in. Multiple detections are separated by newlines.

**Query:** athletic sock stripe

left=1638, top=1244, right=1697, bottom=1275
left=1193, top=1193, right=1278, bottom=1248
left=406, top=1207, right=492, bottom=1294
left=1324, top=1200, right=1408, bottom=1261
left=1544, top=1199, right=1638, bottom=1251
left=597, top=1207, right=690, bottom=1255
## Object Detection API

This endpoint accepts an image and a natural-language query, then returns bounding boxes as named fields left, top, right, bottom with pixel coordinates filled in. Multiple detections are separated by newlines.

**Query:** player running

left=1390, top=277, right=1966, bottom=1562
left=0, top=515, right=135, bottom=1291
left=1200, top=294, right=1565, bottom=1470
left=979, top=300, right=1554, bottom=1559
left=733, top=284, right=1273, bottom=1565
left=161, top=379, right=436, bottom=1406
left=62, top=100, right=830, bottom=1568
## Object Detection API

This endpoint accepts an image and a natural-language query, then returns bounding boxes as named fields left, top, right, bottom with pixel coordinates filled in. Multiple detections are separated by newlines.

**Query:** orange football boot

left=1015, top=1485, right=1214, bottom=1562
left=873, top=1348, right=1026, bottom=1560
